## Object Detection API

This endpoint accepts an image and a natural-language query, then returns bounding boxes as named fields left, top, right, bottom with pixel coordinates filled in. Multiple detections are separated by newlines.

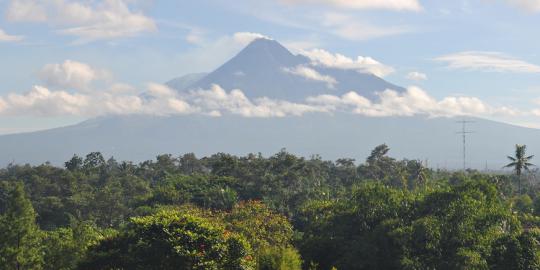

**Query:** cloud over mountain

left=302, top=48, right=395, bottom=77
left=282, top=65, right=338, bottom=88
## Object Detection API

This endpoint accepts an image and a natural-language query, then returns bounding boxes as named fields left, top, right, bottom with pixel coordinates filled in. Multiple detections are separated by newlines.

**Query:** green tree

left=80, top=210, right=253, bottom=270
left=64, top=155, right=83, bottom=172
left=0, top=183, right=43, bottom=270
left=225, top=201, right=297, bottom=268
left=505, top=144, right=534, bottom=194
left=42, top=221, right=111, bottom=270
left=489, top=229, right=540, bottom=270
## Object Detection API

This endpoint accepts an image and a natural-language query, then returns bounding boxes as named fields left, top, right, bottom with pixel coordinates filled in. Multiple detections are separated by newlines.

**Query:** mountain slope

left=167, top=38, right=404, bottom=101
left=166, top=73, right=208, bottom=90
left=0, top=114, right=537, bottom=169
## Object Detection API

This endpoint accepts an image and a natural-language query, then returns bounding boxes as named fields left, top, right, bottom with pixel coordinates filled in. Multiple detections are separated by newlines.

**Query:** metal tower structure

left=456, top=120, right=475, bottom=171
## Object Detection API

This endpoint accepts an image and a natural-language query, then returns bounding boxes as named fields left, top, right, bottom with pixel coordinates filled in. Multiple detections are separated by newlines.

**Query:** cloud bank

left=0, top=83, right=523, bottom=120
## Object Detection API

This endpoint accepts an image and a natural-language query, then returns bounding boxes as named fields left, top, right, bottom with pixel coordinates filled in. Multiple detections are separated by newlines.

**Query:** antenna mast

left=456, top=120, right=474, bottom=171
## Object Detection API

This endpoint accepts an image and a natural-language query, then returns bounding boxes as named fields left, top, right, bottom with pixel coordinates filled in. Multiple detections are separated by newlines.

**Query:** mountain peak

left=244, top=38, right=284, bottom=50
left=236, top=38, right=299, bottom=65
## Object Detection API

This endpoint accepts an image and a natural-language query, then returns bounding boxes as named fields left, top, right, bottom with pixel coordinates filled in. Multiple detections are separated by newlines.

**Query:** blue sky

left=1, top=0, right=540, bottom=133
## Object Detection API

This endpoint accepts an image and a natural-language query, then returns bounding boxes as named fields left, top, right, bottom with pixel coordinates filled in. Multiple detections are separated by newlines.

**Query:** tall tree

left=0, top=183, right=43, bottom=270
left=505, top=144, right=534, bottom=194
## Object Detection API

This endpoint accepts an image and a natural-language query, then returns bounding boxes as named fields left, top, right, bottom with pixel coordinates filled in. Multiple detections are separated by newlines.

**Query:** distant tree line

left=1, top=145, right=540, bottom=269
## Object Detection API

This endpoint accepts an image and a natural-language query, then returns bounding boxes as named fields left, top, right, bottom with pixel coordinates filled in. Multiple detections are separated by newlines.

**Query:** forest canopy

left=1, top=146, right=540, bottom=269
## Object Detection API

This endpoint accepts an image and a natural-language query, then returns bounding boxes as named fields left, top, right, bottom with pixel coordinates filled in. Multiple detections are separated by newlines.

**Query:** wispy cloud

left=499, top=0, right=540, bottom=12
left=321, top=12, right=415, bottom=41
left=6, top=0, right=156, bottom=43
left=279, top=0, right=423, bottom=11
left=406, top=71, right=428, bottom=81
left=0, top=28, right=24, bottom=42
left=435, top=51, right=540, bottom=73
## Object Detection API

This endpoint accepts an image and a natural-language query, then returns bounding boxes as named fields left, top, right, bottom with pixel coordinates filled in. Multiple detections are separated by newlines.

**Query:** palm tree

left=504, top=144, right=534, bottom=194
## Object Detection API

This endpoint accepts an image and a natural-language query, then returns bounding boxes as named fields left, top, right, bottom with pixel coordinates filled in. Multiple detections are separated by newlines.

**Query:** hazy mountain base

left=0, top=113, right=538, bottom=169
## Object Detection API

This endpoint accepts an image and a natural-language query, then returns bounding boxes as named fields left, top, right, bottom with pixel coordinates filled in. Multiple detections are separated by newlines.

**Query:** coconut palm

left=504, top=144, right=534, bottom=194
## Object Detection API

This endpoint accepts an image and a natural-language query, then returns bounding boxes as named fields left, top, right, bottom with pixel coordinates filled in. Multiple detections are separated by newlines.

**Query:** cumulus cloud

left=435, top=51, right=540, bottom=73
left=6, top=0, right=156, bottom=43
left=406, top=71, right=427, bottom=81
left=283, top=65, right=338, bottom=88
left=0, top=28, right=23, bottom=42
left=301, top=48, right=394, bottom=77
left=39, top=60, right=110, bottom=90
left=280, top=0, right=422, bottom=11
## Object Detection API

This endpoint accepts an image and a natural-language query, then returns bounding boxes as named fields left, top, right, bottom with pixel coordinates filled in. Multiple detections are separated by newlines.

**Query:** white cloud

left=301, top=48, right=394, bottom=77
left=280, top=0, right=422, bottom=11
left=6, top=0, right=156, bottom=43
left=283, top=65, right=338, bottom=88
left=321, top=12, right=415, bottom=41
left=39, top=60, right=110, bottom=90
left=406, top=71, right=427, bottom=81
left=435, top=51, right=540, bottom=73
left=0, top=28, right=23, bottom=42
left=2, top=86, right=90, bottom=117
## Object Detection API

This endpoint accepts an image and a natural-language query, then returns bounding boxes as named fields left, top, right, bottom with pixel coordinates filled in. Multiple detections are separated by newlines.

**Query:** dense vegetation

left=1, top=145, right=540, bottom=269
